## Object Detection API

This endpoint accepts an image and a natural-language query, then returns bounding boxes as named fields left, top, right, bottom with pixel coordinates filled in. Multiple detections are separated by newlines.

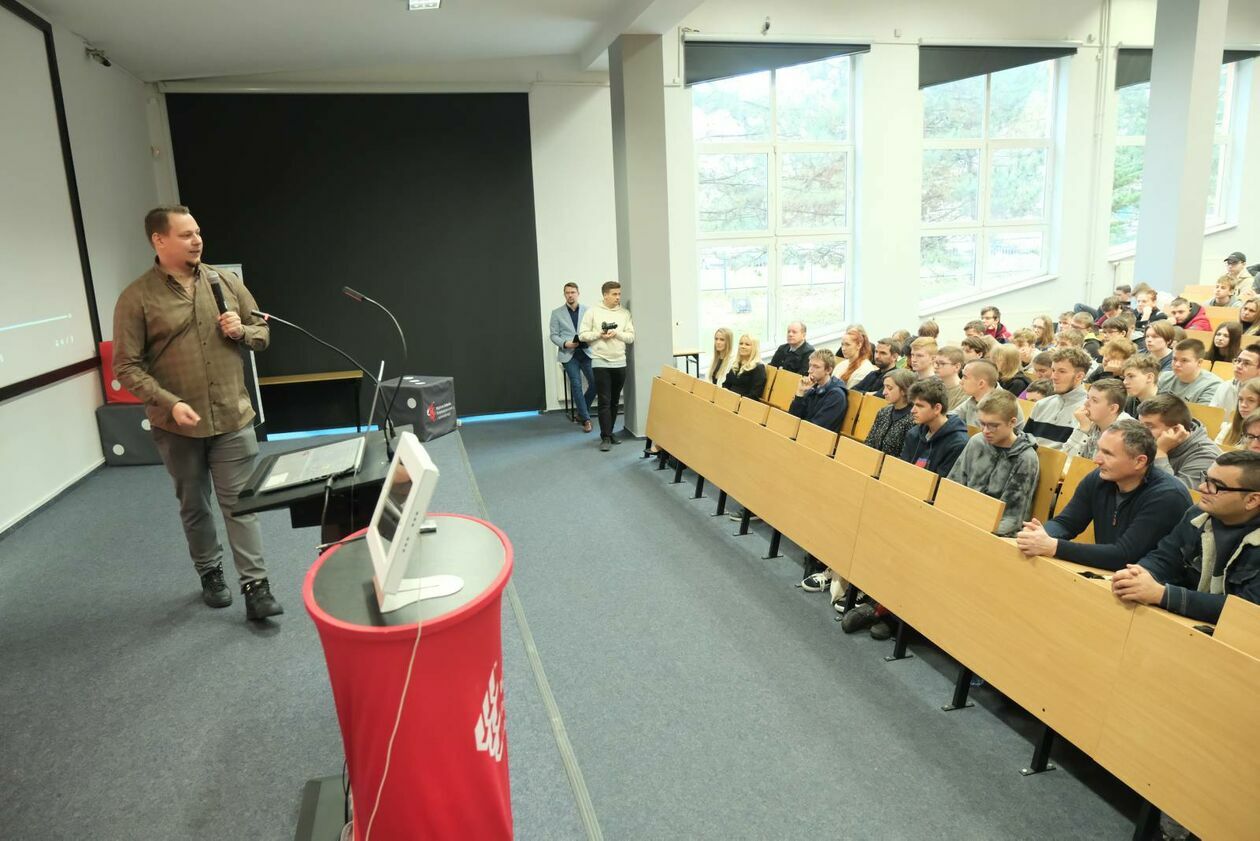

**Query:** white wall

left=0, top=21, right=159, bottom=533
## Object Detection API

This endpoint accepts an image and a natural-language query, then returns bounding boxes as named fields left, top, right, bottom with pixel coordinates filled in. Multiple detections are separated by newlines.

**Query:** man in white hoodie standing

left=579, top=281, right=635, bottom=451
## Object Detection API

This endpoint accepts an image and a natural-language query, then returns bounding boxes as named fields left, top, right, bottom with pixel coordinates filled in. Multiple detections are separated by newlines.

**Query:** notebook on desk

left=258, top=437, right=366, bottom=494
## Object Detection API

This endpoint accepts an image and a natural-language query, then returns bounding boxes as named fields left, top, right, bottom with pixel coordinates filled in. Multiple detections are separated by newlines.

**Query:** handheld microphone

left=341, top=286, right=408, bottom=443
left=209, top=272, right=229, bottom=315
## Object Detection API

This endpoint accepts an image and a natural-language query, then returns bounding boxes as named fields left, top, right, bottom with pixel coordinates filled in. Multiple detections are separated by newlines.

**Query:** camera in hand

left=601, top=321, right=618, bottom=332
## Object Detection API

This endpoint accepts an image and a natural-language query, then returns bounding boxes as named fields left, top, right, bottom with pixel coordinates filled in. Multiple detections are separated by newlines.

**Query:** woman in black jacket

left=722, top=334, right=767, bottom=398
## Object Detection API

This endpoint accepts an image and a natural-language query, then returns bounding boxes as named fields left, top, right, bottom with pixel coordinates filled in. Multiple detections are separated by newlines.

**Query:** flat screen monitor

left=367, top=431, right=439, bottom=610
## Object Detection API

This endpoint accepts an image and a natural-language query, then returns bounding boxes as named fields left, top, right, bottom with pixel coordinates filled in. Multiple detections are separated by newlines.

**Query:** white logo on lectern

left=474, top=663, right=504, bottom=762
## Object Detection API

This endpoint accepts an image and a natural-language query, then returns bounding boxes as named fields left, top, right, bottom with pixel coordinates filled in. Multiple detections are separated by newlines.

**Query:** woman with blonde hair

left=1218, top=380, right=1260, bottom=446
left=838, top=326, right=876, bottom=386
left=708, top=327, right=735, bottom=384
left=721, top=334, right=767, bottom=398
left=1030, top=314, right=1055, bottom=349
left=991, top=344, right=1029, bottom=396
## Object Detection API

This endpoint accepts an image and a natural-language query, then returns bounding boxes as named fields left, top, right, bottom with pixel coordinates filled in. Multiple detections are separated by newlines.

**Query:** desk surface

left=258, top=369, right=363, bottom=386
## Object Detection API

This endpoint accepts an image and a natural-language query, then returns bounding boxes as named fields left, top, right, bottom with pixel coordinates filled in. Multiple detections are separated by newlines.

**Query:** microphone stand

left=341, top=287, right=407, bottom=444
left=251, top=309, right=396, bottom=459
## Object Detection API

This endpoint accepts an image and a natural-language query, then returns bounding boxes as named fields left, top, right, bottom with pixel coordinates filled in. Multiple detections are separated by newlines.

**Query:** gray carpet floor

left=0, top=414, right=1140, bottom=839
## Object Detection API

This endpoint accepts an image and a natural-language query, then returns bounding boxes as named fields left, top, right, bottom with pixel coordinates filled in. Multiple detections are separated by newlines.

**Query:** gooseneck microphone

left=341, top=286, right=408, bottom=441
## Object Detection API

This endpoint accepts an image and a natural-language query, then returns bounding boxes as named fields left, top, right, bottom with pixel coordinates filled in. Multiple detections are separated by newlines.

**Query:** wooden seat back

left=840, top=391, right=864, bottom=436
left=1212, top=360, right=1235, bottom=382
left=713, top=387, right=741, bottom=412
left=1029, top=446, right=1068, bottom=521
left=692, top=379, right=716, bottom=402
left=834, top=436, right=885, bottom=477
left=933, top=478, right=1005, bottom=532
left=660, top=365, right=684, bottom=385
left=1179, top=284, right=1213, bottom=301
left=1204, top=305, right=1239, bottom=330
left=1214, top=596, right=1260, bottom=659
left=795, top=422, right=838, bottom=456
left=1184, top=329, right=1214, bottom=348
left=761, top=365, right=779, bottom=401
left=1017, top=397, right=1035, bottom=418
left=765, top=408, right=801, bottom=439
left=767, top=369, right=799, bottom=411
left=878, top=457, right=939, bottom=501
left=736, top=396, right=770, bottom=424
left=851, top=394, right=887, bottom=442
left=1059, top=456, right=1098, bottom=542
left=674, top=373, right=696, bottom=393
left=1187, top=402, right=1224, bottom=435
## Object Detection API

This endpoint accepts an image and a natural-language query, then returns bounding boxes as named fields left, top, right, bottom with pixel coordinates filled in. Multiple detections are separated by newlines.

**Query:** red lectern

left=304, top=513, right=513, bottom=840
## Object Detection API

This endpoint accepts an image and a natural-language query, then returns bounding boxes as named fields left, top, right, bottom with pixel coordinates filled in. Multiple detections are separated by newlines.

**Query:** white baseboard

left=0, top=457, right=105, bottom=537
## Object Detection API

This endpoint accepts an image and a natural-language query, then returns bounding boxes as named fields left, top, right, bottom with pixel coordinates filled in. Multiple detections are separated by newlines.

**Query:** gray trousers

left=152, top=425, right=267, bottom=584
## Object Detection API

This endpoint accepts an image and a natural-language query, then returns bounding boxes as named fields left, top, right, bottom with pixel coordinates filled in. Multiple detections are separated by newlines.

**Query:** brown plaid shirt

left=112, top=261, right=269, bottom=437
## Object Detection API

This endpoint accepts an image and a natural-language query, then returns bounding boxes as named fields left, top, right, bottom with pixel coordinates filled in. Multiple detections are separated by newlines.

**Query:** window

left=693, top=54, right=854, bottom=350
left=1109, top=61, right=1243, bottom=252
left=919, top=60, right=1059, bottom=309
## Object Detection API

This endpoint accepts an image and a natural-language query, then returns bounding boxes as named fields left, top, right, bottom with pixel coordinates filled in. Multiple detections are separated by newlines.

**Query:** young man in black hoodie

left=1016, top=420, right=1192, bottom=569
left=899, top=377, right=970, bottom=477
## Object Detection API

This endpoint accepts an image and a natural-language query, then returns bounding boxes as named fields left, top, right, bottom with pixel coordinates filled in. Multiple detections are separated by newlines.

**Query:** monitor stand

left=373, top=521, right=464, bottom=613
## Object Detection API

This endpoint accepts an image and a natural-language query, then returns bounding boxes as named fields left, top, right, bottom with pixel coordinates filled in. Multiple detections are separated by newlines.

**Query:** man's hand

left=796, top=375, right=812, bottom=397
left=172, top=401, right=201, bottom=428
left=1015, top=518, right=1058, bottom=557
left=1156, top=423, right=1191, bottom=455
left=1111, top=564, right=1165, bottom=606
left=599, top=330, right=616, bottom=340
left=564, top=341, right=578, bottom=349
left=218, top=311, right=244, bottom=340
left=1073, top=404, right=1092, bottom=432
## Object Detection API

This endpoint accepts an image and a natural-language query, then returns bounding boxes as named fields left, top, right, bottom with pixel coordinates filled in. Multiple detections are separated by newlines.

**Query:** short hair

left=884, top=368, right=917, bottom=394
left=889, top=329, right=911, bottom=344
left=1057, top=329, right=1085, bottom=347
left=601, top=280, right=621, bottom=295
left=563, top=282, right=579, bottom=291
left=1060, top=311, right=1076, bottom=321
left=1051, top=347, right=1093, bottom=374
left=1101, top=338, right=1137, bottom=360
left=144, top=205, right=191, bottom=239
left=1025, top=379, right=1053, bottom=398
left=1103, top=418, right=1156, bottom=465
left=1100, top=296, right=1122, bottom=313
left=1100, top=316, right=1128, bottom=334
left=1123, top=353, right=1161, bottom=376
left=910, top=337, right=938, bottom=354
left=1011, top=328, right=1037, bottom=346
left=1146, top=320, right=1177, bottom=343
left=875, top=337, right=900, bottom=355
left=1071, top=312, right=1096, bottom=330
left=1115, top=284, right=1132, bottom=295
left=1239, top=345, right=1260, bottom=366
left=980, top=306, right=1001, bottom=320
left=960, top=336, right=988, bottom=356
left=790, top=320, right=808, bottom=335
left=935, top=345, right=965, bottom=366
left=1117, top=310, right=1137, bottom=331
left=1170, top=297, right=1190, bottom=309
left=990, top=345, right=1022, bottom=380
left=918, top=320, right=940, bottom=338
left=1174, top=338, right=1206, bottom=359
left=1136, top=286, right=1158, bottom=301
left=810, top=348, right=837, bottom=372
left=977, top=388, right=1018, bottom=422
left=1218, top=275, right=1240, bottom=290
left=1215, top=449, right=1260, bottom=490
left=1089, top=377, right=1127, bottom=410
left=965, top=319, right=986, bottom=333
left=907, top=376, right=948, bottom=412
left=1032, top=350, right=1055, bottom=368
left=1137, top=393, right=1193, bottom=429
left=981, top=335, right=999, bottom=352
left=965, top=359, right=999, bottom=386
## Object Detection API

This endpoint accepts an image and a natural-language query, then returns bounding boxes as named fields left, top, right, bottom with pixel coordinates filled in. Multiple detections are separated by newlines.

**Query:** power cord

left=363, top=614, right=424, bottom=841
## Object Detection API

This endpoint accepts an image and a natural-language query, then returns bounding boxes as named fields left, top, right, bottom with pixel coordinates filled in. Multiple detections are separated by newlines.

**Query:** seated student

left=1220, top=250, right=1256, bottom=297
left=788, top=349, right=848, bottom=432
left=1137, top=393, right=1223, bottom=489
left=1031, top=315, right=1056, bottom=350
left=918, top=320, right=940, bottom=340
left=721, top=334, right=767, bottom=398
left=933, top=345, right=968, bottom=411
left=1112, top=450, right=1260, bottom=623
left=851, top=336, right=899, bottom=393
left=1071, top=312, right=1103, bottom=360
left=1207, top=321, right=1242, bottom=365
left=952, top=360, right=1025, bottom=427
left=837, top=326, right=877, bottom=387
left=1097, top=316, right=1129, bottom=346
left=980, top=306, right=1011, bottom=343
left=963, top=320, right=985, bottom=339
left=1156, top=339, right=1223, bottom=405
left=1026, top=347, right=1091, bottom=450
left=1088, top=338, right=1137, bottom=384
left=1240, top=299, right=1260, bottom=336
left=1121, top=353, right=1161, bottom=417
left=1217, top=380, right=1260, bottom=446
left=992, top=344, right=1030, bottom=396
left=1058, top=311, right=1075, bottom=334
left=946, top=389, right=1040, bottom=537
left=908, top=337, right=937, bottom=379
left=1168, top=297, right=1212, bottom=331
left=1016, top=420, right=1192, bottom=569
left=1023, top=379, right=1053, bottom=403
left=769, top=321, right=814, bottom=375
left=899, top=377, right=971, bottom=477
left=960, top=335, right=988, bottom=362
left=1011, top=328, right=1038, bottom=373
left=1064, top=377, right=1132, bottom=459
left=1210, top=342, right=1260, bottom=411
left=1090, top=295, right=1124, bottom=330
left=889, top=329, right=913, bottom=367
left=1133, top=286, right=1167, bottom=331
left=1242, top=410, right=1260, bottom=453
left=1143, top=320, right=1177, bottom=371
left=1029, top=350, right=1054, bottom=382
left=1206, top=275, right=1240, bottom=307
left=708, top=327, right=734, bottom=385
left=864, top=369, right=917, bottom=457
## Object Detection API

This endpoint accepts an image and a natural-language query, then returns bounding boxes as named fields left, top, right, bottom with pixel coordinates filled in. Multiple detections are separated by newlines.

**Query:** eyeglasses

left=1200, top=476, right=1260, bottom=495
left=1240, top=433, right=1260, bottom=445
left=1234, top=356, right=1259, bottom=367
left=977, top=421, right=1008, bottom=431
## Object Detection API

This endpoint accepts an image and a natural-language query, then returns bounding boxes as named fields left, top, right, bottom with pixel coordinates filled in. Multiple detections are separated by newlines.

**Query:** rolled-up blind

left=684, top=41, right=870, bottom=87
left=918, top=45, right=1077, bottom=89
left=1116, top=48, right=1260, bottom=89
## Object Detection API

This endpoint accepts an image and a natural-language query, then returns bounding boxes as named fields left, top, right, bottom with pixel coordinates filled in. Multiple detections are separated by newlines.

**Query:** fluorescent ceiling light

left=408, top=0, right=440, bottom=9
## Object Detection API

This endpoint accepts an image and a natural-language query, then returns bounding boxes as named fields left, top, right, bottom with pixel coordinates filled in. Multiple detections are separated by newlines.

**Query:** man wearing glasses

left=1112, top=450, right=1260, bottom=623
left=1210, top=346, right=1260, bottom=411
left=1220, top=251, right=1255, bottom=299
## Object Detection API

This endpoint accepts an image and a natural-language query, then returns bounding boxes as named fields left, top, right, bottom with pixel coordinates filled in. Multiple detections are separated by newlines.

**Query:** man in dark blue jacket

left=788, top=349, right=848, bottom=433
left=1016, top=420, right=1192, bottom=570
left=1112, top=450, right=1260, bottom=623
left=898, top=377, right=969, bottom=477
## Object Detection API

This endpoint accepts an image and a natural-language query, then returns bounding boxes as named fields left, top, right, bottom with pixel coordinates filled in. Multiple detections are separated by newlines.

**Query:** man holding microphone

left=112, top=206, right=282, bottom=621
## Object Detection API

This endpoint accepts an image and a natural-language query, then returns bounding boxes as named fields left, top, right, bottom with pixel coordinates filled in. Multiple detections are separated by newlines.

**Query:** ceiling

left=24, top=0, right=702, bottom=82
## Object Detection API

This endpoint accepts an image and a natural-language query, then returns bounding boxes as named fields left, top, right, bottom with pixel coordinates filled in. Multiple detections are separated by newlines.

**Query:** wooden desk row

left=645, top=371, right=1260, bottom=841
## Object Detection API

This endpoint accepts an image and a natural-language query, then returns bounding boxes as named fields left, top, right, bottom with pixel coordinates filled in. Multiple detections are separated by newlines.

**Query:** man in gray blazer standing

left=550, top=282, right=597, bottom=433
